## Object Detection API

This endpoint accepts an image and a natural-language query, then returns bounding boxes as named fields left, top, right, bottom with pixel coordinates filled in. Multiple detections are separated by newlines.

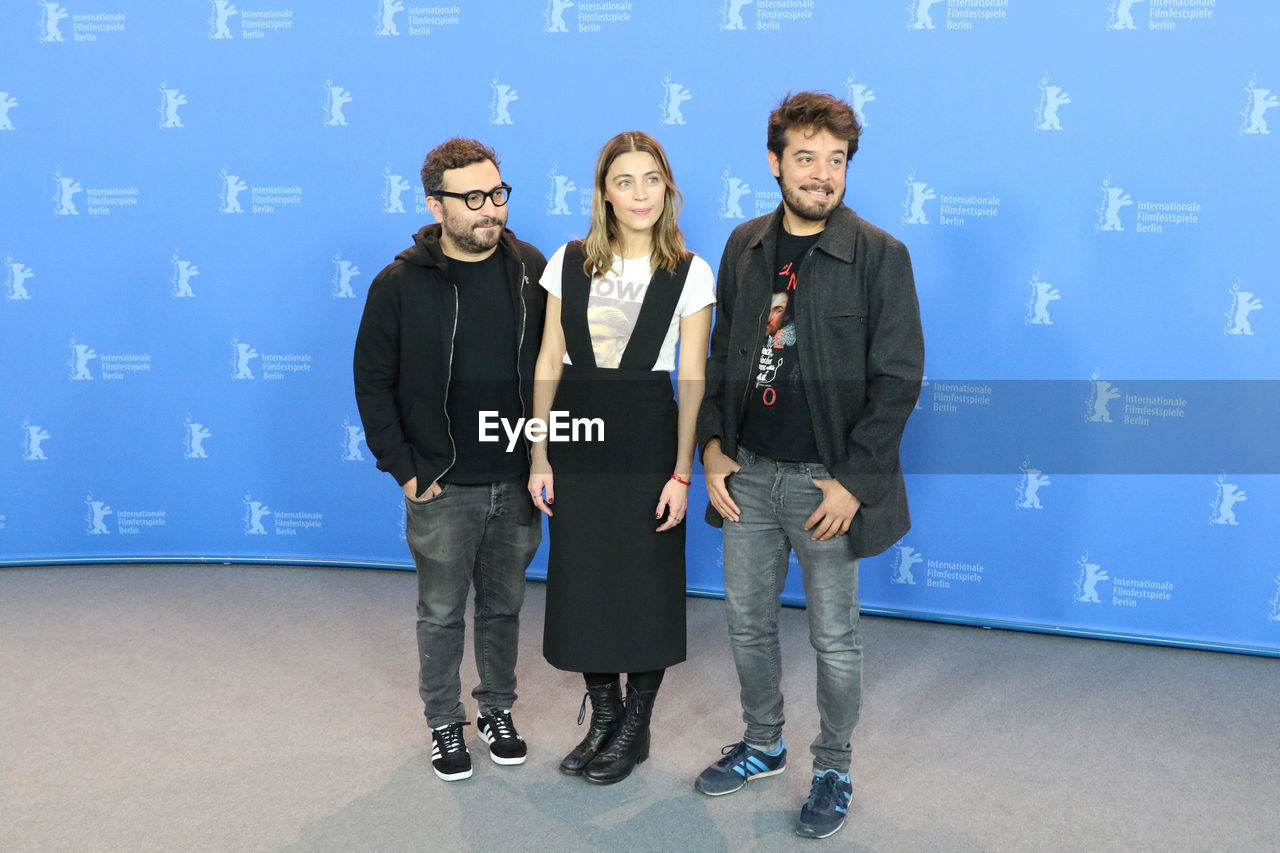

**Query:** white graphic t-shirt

left=540, top=245, right=716, bottom=371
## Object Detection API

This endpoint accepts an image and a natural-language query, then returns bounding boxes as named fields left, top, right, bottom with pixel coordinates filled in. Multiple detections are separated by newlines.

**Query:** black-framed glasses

left=431, top=183, right=512, bottom=210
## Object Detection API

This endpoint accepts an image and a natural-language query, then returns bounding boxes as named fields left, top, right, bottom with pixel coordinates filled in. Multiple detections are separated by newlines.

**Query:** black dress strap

left=617, top=252, right=693, bottom=372
left=559, top=241, right=597, bottom=369
left=559, top=242, right=694, bottom=372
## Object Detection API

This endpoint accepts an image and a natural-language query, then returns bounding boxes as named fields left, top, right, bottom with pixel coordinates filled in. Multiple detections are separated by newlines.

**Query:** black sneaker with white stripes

left=477, top=709, right=527, bottom=765
left=430, top=721, right=473, bottom=781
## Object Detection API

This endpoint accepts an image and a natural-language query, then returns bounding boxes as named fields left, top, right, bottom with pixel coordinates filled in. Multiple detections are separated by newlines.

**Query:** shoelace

left=806, top=772, right=845, bottom=811
left=576, top=692, right=589, bottom=726
left=485, top=711, right=517, bottom=741
left=716, top=741, right=750, bottom=769
left=435, top=722, right=468, bottom=753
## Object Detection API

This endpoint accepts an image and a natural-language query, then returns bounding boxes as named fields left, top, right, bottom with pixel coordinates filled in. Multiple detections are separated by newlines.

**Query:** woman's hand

left=655, top=477, right=689, bottom=532
left=529, top=457, right=555, bottom=517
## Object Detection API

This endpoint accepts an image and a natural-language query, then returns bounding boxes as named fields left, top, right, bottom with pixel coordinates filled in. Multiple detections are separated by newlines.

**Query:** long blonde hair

left=583, top=131, right=689, bottom=280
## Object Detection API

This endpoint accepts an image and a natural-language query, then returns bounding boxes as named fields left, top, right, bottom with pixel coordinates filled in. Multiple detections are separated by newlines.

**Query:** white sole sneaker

left=432, top=764, right=473, bottom=781
left=479, top=729, right=527, bottom=765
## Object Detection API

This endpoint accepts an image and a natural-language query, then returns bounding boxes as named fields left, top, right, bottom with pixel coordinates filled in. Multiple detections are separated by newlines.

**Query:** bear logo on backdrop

left=1224, top=278, right=1263, bottom=336
left=546, top=164, right=579, bottom=216
left=159, top=80, right=186, bottom=128
left=5, top=256, right=35, bottom=300
left=184, top=416, right=211, bottom=459
left=844, top=72, right=874, bottom=129
left=1017, top=457, right=1050, bottom=509
left=719, top=0, right=752, bottom=31
left=1240, top=75, right=1277, bottom=136
left=1024, top=270, right=1061, bottom=325
left=22, top=420, right=51, bottom=461
left=1085, top=368, right=1120, bottom=423
left=209, top=0, right=238, bottom=39
left=1094, top=174, right=1131, bottom=231
left=324, top=78, right=351, bottom=126
left=719, top=165, right=751, bottom=220
left=341, top=416, right=366, bottom=461
left=170, top=252, right=198, bottom=298
left=243, top=495, right=271, bottom=534
left=39, top=2, right=69, bottom=42
left=1035, top=74, right=1070, bottom=131
left=544, top=0, right=574, bottom=32
left=1209, top=474, right=1246, bottom=526
left=381, top=166, right=410, bottom=214
left=659, top=73, right=691, bottom=126
left=231, top=335, right=258, bottom=380
left=489, top=74, right=518, bottom=126
left=68, top=337, right=96, bottom=380
left=219, top=168, right=247, bottom=214
left=85, top=495, right=113, bottom=535
left=889, top=543, right=923, bottom=585
left=53, top=169, right=82, bottom=216
left=1105, top=0, right=1143, bottom=31
left=908, top=0, right=942, bottom=29
left=332, top=251, right=360, bottom=298
left=1074, top=552, right=1109, bottom=603
left=902, top=170, right=936, bottom=225
left=0, top=91, right=18, bottom=130
left=375, top=0, right=403, bottom=35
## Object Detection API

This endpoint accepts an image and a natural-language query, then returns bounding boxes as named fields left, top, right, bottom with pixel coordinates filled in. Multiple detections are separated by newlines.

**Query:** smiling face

left=768, top=126, right=847, bottom=226
left=603, top=150, right=666, bottom=247
left=427, top=159, right=508, bottom=259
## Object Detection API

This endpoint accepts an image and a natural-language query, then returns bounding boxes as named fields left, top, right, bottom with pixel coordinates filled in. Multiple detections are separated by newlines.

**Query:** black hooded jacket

left=353, top=225, right=547, bottom=494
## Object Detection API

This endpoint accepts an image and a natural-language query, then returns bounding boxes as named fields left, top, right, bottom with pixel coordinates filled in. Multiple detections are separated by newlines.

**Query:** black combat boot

left=559, top=679, right=624, bottom=775
left=582, top=683, right=656, bottom=785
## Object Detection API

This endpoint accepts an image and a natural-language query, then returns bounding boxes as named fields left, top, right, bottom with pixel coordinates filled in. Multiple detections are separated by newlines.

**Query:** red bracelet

left=670, top=474, right=691, bottom=486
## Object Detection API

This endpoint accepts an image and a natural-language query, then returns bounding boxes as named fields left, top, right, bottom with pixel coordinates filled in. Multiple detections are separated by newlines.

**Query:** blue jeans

left=404, top=476, right=541, bottom=728
left=722, top=447, right=863, bottom=774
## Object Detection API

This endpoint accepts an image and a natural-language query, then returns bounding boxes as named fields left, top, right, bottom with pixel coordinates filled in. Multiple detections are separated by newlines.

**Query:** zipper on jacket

left=438, top=283, right=460, bottom=482
left=515, top=260, right=530, bottom=465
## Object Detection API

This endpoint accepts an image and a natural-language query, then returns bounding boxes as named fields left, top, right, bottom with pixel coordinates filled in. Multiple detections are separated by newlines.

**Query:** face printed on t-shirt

left=587, top=305, right=631, bottom=369
left=584, top=260, right=649, bottom=368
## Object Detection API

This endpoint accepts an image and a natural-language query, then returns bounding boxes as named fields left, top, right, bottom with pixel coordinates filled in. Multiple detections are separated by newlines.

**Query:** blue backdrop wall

left=3, top=1, right=1277, bottom=656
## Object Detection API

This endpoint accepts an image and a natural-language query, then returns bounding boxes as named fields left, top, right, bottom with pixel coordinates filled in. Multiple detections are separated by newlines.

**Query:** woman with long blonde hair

left=529, top=131, right=714, bottom=784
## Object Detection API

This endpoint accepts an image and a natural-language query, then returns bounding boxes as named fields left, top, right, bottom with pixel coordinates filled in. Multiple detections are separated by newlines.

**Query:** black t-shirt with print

left=441, top=252, right=527, bottom=484
left=738, top=225, right=822, bottom=463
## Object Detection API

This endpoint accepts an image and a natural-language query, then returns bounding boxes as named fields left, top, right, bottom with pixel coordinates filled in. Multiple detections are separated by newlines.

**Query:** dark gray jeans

left=722, top=447, right=864, bottom=774
left=404, top=476, right=541, bottom=728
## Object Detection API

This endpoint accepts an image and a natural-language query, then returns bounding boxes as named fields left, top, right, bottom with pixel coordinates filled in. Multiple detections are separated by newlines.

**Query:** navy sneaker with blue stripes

left=693, top=738, right=786, bottom=796
left=795, top=769, right=852, bottom=838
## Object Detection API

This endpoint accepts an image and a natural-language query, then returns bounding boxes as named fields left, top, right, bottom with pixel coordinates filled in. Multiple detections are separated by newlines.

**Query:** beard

left=441, top=208, right=506, bottom=254
left=779, top=177, right=844, bottom=223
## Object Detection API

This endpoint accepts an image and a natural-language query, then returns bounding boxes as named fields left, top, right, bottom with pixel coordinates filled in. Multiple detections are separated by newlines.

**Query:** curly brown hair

left=420, top=138, right=500, bottom=194
left=766, top=91, right=861, bottom=160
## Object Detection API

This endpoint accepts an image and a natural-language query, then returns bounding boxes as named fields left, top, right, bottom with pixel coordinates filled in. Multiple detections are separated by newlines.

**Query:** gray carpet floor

left=2, top=563, right=1277, bottom=852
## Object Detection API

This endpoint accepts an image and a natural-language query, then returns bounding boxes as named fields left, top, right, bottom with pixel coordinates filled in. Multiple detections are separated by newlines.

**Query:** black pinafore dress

left=542, top=242, right=691, bottom=673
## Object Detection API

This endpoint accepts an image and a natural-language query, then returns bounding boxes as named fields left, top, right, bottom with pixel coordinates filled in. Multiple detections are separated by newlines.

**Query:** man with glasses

left=354, top=137, right=547, bottom=781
